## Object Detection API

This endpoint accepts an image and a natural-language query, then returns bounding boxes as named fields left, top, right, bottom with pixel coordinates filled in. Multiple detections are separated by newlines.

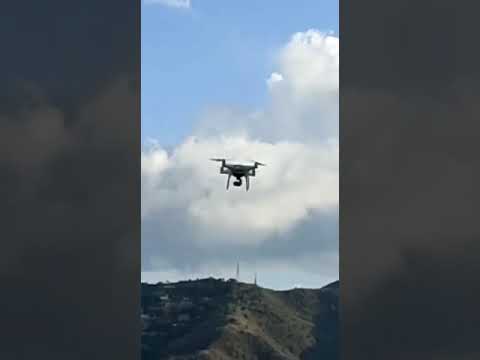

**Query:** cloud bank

left=142, top=30, right=339, bottom=289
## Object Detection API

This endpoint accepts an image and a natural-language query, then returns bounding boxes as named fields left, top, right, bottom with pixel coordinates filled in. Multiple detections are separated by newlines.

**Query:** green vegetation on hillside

left=141, top=278, right=338, bottom=360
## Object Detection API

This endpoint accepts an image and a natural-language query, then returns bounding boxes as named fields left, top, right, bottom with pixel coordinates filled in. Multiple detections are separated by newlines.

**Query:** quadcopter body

left=210, top=158, right=266, bottom=191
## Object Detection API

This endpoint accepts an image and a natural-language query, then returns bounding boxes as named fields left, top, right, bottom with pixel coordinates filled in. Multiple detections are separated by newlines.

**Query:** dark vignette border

left=0, top=1, right=140, bottom=359
left=341, top=1, right=480, bottom=359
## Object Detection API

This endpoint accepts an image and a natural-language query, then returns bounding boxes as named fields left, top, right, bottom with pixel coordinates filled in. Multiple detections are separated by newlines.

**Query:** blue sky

left=142, top=0, right=338, bottom=146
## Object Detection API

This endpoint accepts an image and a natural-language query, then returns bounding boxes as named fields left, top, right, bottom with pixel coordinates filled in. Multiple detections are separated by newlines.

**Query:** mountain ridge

left=141, top=278, right=338, bottom=360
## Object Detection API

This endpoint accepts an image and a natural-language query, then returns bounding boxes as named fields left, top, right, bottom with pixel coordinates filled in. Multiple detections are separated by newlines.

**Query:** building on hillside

left=178, top=298, right=193, bottom=311
left=141, top=314, right=151, bottom=330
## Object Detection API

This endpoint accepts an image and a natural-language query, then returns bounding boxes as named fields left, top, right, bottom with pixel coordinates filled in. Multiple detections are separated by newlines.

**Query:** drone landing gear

left=226, top=174, right=242, bottom=189
left=226, top=174, right=231, bottom=189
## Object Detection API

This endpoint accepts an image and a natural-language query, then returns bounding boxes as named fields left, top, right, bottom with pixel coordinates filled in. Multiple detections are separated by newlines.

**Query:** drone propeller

left=210, top=158, right=225, bottom=162
left=249, top=160, right=266, bottom=166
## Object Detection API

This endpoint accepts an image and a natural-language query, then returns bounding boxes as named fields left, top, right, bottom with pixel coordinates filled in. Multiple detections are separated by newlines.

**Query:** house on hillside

left=162, top=302, right=176, bottom=313
left=179, top=298, right=193, bottom=311
left=148, top=305, right=163, bottom=316
left=200, top=296, right=211, bottom=304
left=141, top=314, right=151, bottom=330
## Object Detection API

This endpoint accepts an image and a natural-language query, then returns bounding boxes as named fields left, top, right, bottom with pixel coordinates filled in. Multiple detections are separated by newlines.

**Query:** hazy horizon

left=140, top=275, right=338, bottom=291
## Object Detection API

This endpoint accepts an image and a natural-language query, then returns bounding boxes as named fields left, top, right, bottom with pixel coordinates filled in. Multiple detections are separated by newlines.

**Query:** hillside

left=141, top=278, right=338, bottom=360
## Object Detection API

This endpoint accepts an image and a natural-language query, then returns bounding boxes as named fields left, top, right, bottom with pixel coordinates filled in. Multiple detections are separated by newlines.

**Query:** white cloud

left=266, top=72, right=284, bottom=89
left=275, top=29, right=339, bottom=97
left=142, top=29, right=339, bottom=288
left=266, top=30, right=339, bottom=142
left=143, top=0, right=191, bottom=9
left=142, top=136, right=338, bottom=243
left=195, top=30, right=339, bottom=144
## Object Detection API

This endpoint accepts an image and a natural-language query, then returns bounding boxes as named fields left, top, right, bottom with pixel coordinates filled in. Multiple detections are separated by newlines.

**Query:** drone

left=210, top=158, right=266, bottom=191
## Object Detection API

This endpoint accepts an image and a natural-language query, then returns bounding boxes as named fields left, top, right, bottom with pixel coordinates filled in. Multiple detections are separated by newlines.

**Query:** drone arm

left=211, top=159, right=227, bottom=173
